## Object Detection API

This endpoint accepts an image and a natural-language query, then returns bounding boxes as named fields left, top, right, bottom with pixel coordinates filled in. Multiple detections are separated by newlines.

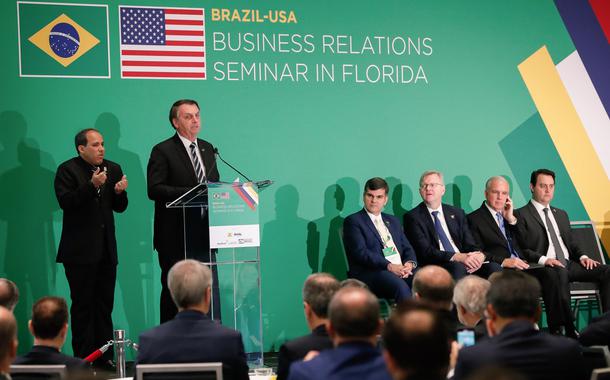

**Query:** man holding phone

left=468, top=175, right=576, bottom=338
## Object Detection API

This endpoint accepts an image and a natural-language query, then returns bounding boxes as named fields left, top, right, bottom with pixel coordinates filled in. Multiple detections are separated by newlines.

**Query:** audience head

left=485, top=270, right=541, bottom=336
left=419, top=170, right=446, bottom=209
left=382, top=300, right=451, bottom=380
left=340, top=278, right=368, bottom=289
left=0, top=279, right=19, bottom=312
left=328, top=287, right=381, bottom=345
left=168, top=259, right=212, bottom=312
left=29, top=297, right=69, bottom=347
left=484, top=176, right=510, bottom=213
left=0, top=306, right=17, bottom=372
left=302, top=273, right=340, bottom=329
left=529, top=168, right=556, bottom=206
left=363, top=177, right=389, bottom=216
left=453, top=276, right=490, bottom=327
left=412, top=265, right=454, bottom=311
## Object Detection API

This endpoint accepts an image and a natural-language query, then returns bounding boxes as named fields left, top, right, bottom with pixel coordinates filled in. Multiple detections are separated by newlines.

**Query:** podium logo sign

left=17, top=2, right=110, bottom=78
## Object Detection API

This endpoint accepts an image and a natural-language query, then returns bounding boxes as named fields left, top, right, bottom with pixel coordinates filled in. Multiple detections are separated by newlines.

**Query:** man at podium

left=147, top=99, right=220, bottom=323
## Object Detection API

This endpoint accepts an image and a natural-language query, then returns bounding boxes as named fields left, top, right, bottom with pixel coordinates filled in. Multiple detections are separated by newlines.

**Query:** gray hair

left=419, top=170, right=444, bottom=188
left=453, top=275, right=490, bottom=315
left=485, top=176, right=508, bottom=191
left=168, top=259, right=212, bottom=309
left=302, top=273, right=340, bottom=318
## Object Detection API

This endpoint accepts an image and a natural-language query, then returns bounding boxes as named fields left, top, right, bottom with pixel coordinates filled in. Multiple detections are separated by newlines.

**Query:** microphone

left=84, top=341, right=113, bottom=363
left=213, top=147, right=252, bottom=182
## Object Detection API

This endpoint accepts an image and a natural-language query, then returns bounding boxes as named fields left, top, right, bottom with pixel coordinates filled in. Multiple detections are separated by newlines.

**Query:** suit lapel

left=419, top=203, right=438, bottom=240
left=480, top=204, right=507, bottom=244
left=173, top=134, right=198, bottom=184
left=442, top=204, right=460, bottom=245
left=526, top=202, right=545, bottom=229
left=361, top=209, right=383, bottom=245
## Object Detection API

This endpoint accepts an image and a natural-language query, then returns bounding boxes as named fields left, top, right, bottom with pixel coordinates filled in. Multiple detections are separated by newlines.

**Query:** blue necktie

left=496, top=212, right=518, bottom=258
left=431, top=211, right=455, bottom=253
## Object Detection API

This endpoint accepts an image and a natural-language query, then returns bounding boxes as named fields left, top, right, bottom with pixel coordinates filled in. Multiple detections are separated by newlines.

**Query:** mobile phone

left=457, top=329, right=475, bottom=347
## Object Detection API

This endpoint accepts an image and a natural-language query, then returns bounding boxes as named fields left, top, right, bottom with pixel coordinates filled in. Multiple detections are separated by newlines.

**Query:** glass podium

left=165, top=180, right=272, bottom=366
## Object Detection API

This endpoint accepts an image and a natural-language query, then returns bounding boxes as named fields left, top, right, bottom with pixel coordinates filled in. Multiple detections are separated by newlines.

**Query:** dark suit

left=14, top=345, right=88, bottom=369
left=277, top=324, right=333, bottom=380
left=454, top=320, right=586, bottom=380
left=404, top=202, right=501, bottom=279
left=343, top=209, right=417, bottom=302
left=468, top=202, right=569, bottom=331
left=54, top=157, right=127, bottom=359
left=287, top=341, right=391, bottom=380
left=514, top=202, right=610, bottom=323
left=579, top=311, right=610, bottom=348
left=136, top=310, right=248, bottom=380
left=147, top=134, right=220, bottom=322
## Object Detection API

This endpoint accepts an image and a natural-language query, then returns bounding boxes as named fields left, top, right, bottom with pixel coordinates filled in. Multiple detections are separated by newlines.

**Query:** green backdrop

left=0, top=0, right=588, bottom=356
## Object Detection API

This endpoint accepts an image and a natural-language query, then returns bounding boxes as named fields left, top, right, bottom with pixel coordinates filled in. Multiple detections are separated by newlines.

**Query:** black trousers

left=64, top=258, right=116, bottom=361
left=529, top=262, right=610, bottom=331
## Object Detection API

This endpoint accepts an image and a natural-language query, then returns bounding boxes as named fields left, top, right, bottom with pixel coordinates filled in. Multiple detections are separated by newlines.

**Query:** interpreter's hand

left=544, top=258, right=565, bottom=268
left=502, top=257, right=529, bottom=270
left=580, top=257, right=600, bottom=270
left=114, top=175, right=128, bottom=194
left=91, top=167, right=107, bottom=188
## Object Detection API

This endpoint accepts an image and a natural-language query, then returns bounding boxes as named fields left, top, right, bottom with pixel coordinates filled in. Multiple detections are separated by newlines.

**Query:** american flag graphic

left=119, top=6, right=205, bottom=79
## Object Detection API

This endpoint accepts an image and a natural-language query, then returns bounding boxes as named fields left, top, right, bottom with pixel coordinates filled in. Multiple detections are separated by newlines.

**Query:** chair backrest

left=135, top=363, right=223, bottom=380
left=591, top=367, right=610, bottom=380
left=10, top=364, right=67, bottom=380
left=570, top=221, right=607, bottom=264
left=583, top=346, right=610, bottom=379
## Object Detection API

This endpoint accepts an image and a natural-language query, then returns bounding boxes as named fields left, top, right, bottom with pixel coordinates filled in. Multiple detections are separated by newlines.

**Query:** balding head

left=0, top=279, right=19, bottom=311
left=328, top=287, right=380, bottom=343
left=412, top=265, right=455, bottom=310
left=382, top=301, right=450, bottom=380
left=0, top=306, right=17, bottom=371
left=168, top=259, right=212, bottom=311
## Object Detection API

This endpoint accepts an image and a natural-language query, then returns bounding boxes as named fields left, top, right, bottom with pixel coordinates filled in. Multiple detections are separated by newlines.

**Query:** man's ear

left=27, top=320, right=34, bottom=335
left=533, top=304, right=542, bottom=323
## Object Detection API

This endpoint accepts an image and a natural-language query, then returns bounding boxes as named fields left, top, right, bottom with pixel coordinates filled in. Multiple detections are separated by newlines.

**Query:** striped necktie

left=189, top=142, right=206, bottom=183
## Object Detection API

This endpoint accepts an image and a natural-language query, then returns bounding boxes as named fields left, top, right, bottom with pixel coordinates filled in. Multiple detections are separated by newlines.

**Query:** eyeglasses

left=420, top=183, right=443, bottom=190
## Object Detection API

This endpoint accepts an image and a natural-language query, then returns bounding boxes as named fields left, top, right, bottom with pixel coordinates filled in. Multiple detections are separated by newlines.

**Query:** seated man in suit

left=343, top=177, right=417, bottom=302
left=454, top=270, right=586, bottom=380
left=13, top=296, right=88, bottom=369
left=412, top=265, right=459, bottom=337
left=404, top=170, right=501, bottom=280
left=514, top=168, right=610, bottom=336
left=288, top=287, right=391, bottom=380
left=0, top=279, right=18, bottom=312
left=0, top=307, right=17, bottom=380
left=136, top=259, right=249, bottom=380
left=453, top=276, right=490, bottom=340
left=382, top=301, right=451, bottom=380
left=277, top=273, right=340, bottom=380
left=468, top=175, right=575, bottom=336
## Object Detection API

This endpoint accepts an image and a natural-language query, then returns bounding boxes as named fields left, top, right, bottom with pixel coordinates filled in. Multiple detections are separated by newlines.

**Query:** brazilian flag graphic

left=17, top=2, right=109, bottom=78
